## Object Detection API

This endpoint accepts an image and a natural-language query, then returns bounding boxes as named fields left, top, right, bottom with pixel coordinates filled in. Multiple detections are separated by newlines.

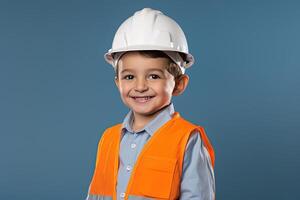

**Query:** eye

left=123, top=75, right=134, bottom=80
left=149, top=74, right=160, bottom=79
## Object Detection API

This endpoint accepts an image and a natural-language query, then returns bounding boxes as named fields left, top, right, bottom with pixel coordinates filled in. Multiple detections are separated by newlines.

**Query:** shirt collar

left=121, top=103, right=175, bottom=136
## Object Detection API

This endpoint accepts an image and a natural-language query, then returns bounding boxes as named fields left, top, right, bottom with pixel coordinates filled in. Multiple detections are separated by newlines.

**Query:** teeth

left=133, top=96, right=152, bottom=102
left=136, top=97, right=148, bottom=99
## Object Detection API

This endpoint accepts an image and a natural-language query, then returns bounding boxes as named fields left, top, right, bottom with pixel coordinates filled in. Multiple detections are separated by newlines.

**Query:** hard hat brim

left=104, top=45, right=194, bottom=68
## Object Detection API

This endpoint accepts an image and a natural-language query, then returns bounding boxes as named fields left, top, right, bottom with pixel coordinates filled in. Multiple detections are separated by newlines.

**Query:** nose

left=134, top=78, right=149, bottom=92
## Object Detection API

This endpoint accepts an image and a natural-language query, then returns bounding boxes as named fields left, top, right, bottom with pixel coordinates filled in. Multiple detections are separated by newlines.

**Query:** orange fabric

left=88, top=126, right=121, bottom=197
left=88, top=112, right=215, bottom=199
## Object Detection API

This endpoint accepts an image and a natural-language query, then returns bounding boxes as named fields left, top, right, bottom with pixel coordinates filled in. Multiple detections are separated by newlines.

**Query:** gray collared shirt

left=117, top=103, right=215, bottom=200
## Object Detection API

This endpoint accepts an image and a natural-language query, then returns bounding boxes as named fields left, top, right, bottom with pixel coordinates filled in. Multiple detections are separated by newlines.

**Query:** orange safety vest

left=87, top=112, right=215, bottom=200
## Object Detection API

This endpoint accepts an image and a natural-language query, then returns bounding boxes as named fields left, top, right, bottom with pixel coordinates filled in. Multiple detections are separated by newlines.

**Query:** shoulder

left=178, top=115, right=215, bottom=167
left=96, top=123, right=122, bottom=150
left=187, top=129, right=202, bottom=145
left=100, top=123, right=123, bottom=139
left=175, top=115, right=205, bottom=133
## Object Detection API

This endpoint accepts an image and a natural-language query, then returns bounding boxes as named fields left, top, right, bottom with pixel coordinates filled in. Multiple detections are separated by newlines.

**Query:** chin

left=133, top=109, right=155, bottom=116
left=134, top=106, right=166, bottom=116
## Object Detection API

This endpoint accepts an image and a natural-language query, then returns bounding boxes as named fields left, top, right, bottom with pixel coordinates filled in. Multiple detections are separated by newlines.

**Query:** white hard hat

left=104, top=8, right=194, bottom=74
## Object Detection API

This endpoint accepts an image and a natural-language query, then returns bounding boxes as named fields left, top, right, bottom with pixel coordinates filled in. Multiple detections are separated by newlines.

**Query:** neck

left=132, top=114, right=155, bottom=132
left=131, top=104, right=170, bottom=132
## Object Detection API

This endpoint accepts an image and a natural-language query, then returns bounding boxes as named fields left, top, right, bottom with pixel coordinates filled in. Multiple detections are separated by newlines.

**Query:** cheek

left=120, top=88, right=129, bottom=97
left=117, top=83, right=129, bottom=96
left=156, top=81, right=175, bottom=96
left=165, top=80, right=176, bottom=93
left=118, top=86, right=131, bottom=104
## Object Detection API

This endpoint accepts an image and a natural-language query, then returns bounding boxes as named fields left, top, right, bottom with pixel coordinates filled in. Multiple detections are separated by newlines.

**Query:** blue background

left=1, top=0, right=299, bottom=199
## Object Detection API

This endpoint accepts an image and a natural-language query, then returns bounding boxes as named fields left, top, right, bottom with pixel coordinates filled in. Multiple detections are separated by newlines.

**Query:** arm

left=180, top=130, right=215, bottom=200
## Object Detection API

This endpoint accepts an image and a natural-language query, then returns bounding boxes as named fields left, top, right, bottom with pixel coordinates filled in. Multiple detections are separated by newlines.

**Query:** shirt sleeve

left=180, top=130, right=215, bottom=200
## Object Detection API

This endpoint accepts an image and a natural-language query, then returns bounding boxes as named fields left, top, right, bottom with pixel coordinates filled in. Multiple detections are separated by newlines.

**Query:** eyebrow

left=120, top=68, right=165, bottom=74
left=147, top=68, right=165, bottom=73
left=120, top=69, right=134, bottom=74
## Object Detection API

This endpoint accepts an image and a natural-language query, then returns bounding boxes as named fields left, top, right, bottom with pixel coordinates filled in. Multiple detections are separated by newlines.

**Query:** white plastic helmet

left=104, top=8, right=194, bottom=74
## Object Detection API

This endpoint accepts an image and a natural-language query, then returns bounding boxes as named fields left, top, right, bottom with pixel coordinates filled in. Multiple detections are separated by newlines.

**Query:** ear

left=172, top=74, right=189, bottom=96
left=114, top=76, right=120, bottom=90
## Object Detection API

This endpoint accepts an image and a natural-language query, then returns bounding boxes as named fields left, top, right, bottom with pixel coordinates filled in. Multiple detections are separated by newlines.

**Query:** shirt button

left=120, top=192, right=125, bottom=198
left=131, top=143, right=137, bottom=149
left=126, top=165, right=132, bottom=171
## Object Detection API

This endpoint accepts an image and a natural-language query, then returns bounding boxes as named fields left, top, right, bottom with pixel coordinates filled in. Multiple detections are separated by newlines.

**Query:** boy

left=87, top=8, right=215, bottom=200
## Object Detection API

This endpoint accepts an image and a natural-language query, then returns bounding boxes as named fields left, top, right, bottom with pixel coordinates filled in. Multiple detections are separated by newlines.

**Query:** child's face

left=115, top=52, right=176, bottom=118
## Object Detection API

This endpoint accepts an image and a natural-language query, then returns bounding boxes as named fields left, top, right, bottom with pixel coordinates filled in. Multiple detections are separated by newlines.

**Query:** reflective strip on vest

left=86, top=194, right=152, bottom=200
left=86, top=194, right=112, bottom=200
left=128, top=195, right=152, bottom=200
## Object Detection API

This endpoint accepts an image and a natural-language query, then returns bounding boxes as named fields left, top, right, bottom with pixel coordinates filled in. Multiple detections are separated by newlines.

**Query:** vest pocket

left=134, top=156, right=178, bottom=199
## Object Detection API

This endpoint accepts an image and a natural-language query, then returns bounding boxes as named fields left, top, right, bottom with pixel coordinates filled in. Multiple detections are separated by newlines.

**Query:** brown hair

left=115, top=50, right=183, bottom=80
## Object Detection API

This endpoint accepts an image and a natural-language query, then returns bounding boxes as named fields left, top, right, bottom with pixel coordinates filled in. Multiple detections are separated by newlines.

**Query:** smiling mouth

left=130, top=96, right=154, bottom=103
